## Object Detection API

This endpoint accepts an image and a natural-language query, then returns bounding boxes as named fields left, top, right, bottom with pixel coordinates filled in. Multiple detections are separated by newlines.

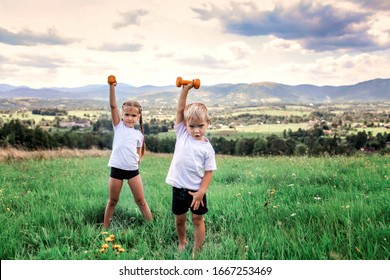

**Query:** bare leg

left=175, top=213, right=187, bottom=252
left=192, top=213, right=205, bottom=258
left=127, top=175, right=152, bottom=221
left=104, top=177, right=123, bottom=228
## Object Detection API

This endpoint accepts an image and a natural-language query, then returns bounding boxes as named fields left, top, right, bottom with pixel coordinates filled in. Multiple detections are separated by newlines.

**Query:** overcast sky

left=1, top=0, right=390, bottom=88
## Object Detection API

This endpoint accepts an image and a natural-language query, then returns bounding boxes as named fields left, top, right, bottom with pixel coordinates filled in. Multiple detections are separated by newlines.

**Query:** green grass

left=0, top=153, right=389, bottom=260
left=157, top=124, right=390, bottom=140
left=229, top=108, right=311, bottom=117
left=158, top=123, right=310, bottom=139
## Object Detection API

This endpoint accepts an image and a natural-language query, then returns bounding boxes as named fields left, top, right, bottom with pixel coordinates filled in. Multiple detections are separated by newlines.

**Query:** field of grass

left=0, top=151, right=389, bottom=260
left=228, top=107, right=312, bottom=117
left=157, top=123, right=311, bottom=139
left=2, top=112, right=56, bottom=123
left=159, top=124, right=389, bottom=140
left=4, top=110, right=110, bottom=123
left=352, top=127, right=390, bottom=134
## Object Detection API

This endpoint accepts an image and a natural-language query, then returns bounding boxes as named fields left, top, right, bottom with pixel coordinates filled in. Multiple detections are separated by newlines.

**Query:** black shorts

left=110, top=167, right=139, bottom=180
left=172, top=187, right=208, bottom=215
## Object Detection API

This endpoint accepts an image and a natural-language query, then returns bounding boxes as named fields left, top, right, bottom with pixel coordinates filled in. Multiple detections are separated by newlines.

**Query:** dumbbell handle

left=176, top=77, right=201, bottom=89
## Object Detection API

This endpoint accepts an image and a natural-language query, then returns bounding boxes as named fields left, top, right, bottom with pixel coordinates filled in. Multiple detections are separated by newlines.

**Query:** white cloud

left=262, top=37, right=306, bottom=52
left=113, top=9, right=149, bottom=29
left=276, top=53, right=390, bottom=85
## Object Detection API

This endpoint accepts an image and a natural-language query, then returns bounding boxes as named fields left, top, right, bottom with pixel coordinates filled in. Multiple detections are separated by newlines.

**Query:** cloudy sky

left=1, top=0, right=390, bottom=88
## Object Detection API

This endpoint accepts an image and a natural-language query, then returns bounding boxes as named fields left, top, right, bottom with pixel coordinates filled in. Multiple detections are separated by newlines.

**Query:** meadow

left=0, top=151, right=389, bottom=260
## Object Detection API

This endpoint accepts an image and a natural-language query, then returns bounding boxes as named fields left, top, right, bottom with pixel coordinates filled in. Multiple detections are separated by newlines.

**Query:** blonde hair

left=122, top=100, right=146, bottom=159
left=183, top=102, right=210, bottom=123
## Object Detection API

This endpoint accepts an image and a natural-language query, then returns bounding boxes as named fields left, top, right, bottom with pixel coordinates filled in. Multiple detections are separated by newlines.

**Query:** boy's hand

left=182, top=82, right=194, bottom=92
left=189, top=190, right=205, bottom=210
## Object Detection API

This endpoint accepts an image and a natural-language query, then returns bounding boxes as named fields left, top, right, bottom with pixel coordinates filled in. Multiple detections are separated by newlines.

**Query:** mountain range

left=1, top=78, right=389, bottom=106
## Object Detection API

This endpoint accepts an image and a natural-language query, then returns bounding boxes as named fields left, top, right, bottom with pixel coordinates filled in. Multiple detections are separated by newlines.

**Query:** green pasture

left=2, top=110, right=110, bottom=122
left=156, top=123, right=310, bottom=139
left=159, top=123, right=389, bottom=140
left=4, top=112, right=56, bottom=123
left=1, top=153, right=389, bottom=260
left=229, top=107, right=311, bottom=117
left=67, top=110, right=109, bottom=119
left=353, top=127, right=390, bottom=135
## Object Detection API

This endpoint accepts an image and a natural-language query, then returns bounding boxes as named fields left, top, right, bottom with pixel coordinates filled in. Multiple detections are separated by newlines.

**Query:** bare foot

left=178, top=243, right=186, bottom=253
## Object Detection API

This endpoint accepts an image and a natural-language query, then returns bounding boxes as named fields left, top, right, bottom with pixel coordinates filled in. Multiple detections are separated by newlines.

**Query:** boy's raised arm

left=176, top=83, right=193, bottom=125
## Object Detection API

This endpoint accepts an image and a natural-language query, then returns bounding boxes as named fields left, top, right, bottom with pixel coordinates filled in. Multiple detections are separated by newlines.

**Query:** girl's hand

left=108, top=75, right=117, bottom=86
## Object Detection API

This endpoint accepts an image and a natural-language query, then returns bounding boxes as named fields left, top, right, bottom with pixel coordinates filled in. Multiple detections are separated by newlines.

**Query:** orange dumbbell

left=176, top=77, right=200, bottom=89
left=107, top=75, right=116, bottom=84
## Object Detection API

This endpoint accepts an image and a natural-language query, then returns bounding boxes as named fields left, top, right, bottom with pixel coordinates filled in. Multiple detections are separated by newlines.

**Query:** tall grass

left=0, top=151, right=389, bottom=260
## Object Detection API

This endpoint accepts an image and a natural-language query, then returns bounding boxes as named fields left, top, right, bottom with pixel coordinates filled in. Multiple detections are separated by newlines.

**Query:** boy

left=166, top=82, right=217, bottom=257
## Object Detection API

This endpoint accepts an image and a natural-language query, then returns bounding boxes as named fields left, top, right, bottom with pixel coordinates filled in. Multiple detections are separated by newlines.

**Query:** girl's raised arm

left=109, top=83, right=120, bottom=126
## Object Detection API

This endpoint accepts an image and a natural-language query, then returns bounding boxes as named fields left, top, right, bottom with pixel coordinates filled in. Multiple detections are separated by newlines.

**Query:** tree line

left=1, top=119, right=389, bottom=156
left=0, top=120, right=112, bottom=150
left=32, top=108, right=68, bottom=116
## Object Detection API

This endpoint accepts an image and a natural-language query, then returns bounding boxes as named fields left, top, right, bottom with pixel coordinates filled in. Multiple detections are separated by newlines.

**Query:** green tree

left=253, top=138, right=267, bottom=155
left=235, top=138, right=255, bottom=156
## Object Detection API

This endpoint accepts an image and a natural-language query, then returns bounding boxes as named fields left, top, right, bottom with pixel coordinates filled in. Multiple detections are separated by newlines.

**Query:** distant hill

left=1, top=78, right=389, bottom=106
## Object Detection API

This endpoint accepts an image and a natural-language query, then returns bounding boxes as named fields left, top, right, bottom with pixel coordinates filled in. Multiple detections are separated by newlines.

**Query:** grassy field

left=0, top=151, right=389, bottom=260
left=3, top=110, right=110, bottom=123
left=228, top=107, right=312, bottom=117
left=157, top=123, right=311, bottom=139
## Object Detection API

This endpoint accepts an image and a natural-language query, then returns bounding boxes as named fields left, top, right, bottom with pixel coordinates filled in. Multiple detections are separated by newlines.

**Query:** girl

left=104, top=78, right=152, bottom=228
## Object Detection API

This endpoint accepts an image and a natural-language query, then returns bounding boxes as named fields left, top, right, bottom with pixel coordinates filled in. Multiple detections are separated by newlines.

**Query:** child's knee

left=175, top=215, right=187, bottom=226
left=108, top=198, right=119, bottom=207
left=135, top=197, right=146, bottom=207
left=192, top=215, right=204, bottom=226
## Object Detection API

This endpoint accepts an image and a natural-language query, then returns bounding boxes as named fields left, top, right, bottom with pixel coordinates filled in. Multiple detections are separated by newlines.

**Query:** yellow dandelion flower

left=112, top=244, right=121, bottom=250
left=102, top=244, right=109, bottom=249
left=118, top=248, right=125, bottom=253
left=109, top=234, right=115, bottom=239
left=105, top=237, right=113, bottom=242
left=99, top=248, right=105, bottom=253
left=101, top=231, right=109, bottom=235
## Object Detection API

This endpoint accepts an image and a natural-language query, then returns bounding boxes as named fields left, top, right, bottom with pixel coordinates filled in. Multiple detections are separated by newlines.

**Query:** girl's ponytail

left=139, top=113, right=146, bottom=159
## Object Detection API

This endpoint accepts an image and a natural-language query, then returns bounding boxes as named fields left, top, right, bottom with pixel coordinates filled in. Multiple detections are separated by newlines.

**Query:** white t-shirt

left=108, top=121, right=143, bottom=171
left=166, top=122, right=217, bottom=190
